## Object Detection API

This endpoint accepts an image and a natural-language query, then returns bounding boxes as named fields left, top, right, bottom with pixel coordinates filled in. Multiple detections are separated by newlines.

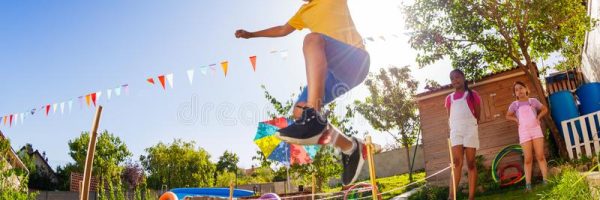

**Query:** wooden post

left=366, top=136, right=379, bottom=200
left=311, top=173, right=316, bottom=200
left=448, top=138, right=456, bottom=200
left=80, top=106, right=103, bottom=200
left=229, top=181, right=234, bottom=200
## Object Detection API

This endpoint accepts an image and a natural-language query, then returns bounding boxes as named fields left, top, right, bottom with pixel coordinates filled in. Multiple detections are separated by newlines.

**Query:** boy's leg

left=276, top=33, right=330, bottom=145
left=291, top=102, right=373, bottom=185
left=278, top=33, right=369, bottom=146
left=278, top=32, right=371, bottom=186
left=302, top=33, right=328, bottom=110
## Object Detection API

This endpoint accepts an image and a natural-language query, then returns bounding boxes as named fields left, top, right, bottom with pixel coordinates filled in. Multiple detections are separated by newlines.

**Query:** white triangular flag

left=166, top=73, right=174, bottom=88
left=97, top=91, right=102, bottom=103
left=280, top=50, right=288, bottom=59
left=200, top=66, right=208, bottom=75
left=187, top=69, right=194, bottom=85
left=53, top=103, right=58, bottom=113
left=68, top=100, right=73, bottom=113
left=115, top=87, right=121, bottom=96
left=107, top=89, right=112, bottom=100
left=60, top=102, right=65, bottom=114
left=14, top=113, right=19, bottom=125
left=20, top=113, right=24, bottom=125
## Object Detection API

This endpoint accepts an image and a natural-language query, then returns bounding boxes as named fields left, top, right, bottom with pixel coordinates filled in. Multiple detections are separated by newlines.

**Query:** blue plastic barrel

left=577, top=82, right=600, bottom=115
left=549, top=91, right=581, bottom=145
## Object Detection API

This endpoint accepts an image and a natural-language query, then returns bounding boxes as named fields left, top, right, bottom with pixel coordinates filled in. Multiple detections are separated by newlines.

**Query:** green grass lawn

left=324, top=171, right=426, bottom=199
left=475, top=184, right=552, bottom=200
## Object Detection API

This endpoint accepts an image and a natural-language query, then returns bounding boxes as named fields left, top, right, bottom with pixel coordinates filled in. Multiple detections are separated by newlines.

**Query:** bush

left=539, top=166, right=595, bottom=200
left=473, top=155, right=499, bottom=192
left=408, top=185, right=448, bottom=200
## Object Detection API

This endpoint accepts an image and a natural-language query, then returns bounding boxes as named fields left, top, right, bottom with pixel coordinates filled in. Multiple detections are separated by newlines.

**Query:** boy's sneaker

left=342, top=138, right=366, bottom=186
left=276, top=107, right=328, bottom=145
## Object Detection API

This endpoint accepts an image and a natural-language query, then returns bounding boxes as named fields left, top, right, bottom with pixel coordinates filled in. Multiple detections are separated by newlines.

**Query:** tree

left=0, top=138, right=37, bottom=200
left=404, top=0, right=594, bottom=158
left=215, top=151, right=239, bottom=185
left=68, top=130, right=132, bottom=179
left=215, top=171, right=236, bottom=187
left=248, top=166, right=275, bottom=183
left=55, top=163, right=77, bottom=191
left=140, top=139, right=215, bottom=189
left=355, top=66, right=420, bottom=182
left=424, top=79, right=441, bottom=91
left=252, top=150, right=273, bottom=169
left=122, top=160, right=145, bottom=190
left=68, top=131, right=131, bottom=200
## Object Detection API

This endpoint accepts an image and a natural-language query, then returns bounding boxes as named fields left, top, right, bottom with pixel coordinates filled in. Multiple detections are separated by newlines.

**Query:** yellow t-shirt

left=288, top=0, right=365, bottom=49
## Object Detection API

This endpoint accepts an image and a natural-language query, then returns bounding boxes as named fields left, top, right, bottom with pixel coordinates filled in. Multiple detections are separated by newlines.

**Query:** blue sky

left=0, top=0, right=455, bottom=169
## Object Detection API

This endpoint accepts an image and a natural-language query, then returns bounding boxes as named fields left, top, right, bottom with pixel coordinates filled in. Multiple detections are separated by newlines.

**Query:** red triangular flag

left=9, top=114, right=13, bottom=127
left=158, top=75, right=166, bottom=90
left=250, top=56, right=257, bottom=71
left=147, top=78, right=155, bottom=85
left=91, top=93, right=97, bottom=107
left=46, top=104, right=50, bottom=116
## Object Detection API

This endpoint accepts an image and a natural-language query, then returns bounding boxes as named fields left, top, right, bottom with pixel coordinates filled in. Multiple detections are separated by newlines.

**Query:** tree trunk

left=317, top=175, right=323, bottom=192
left=522, top=62, right=569, bottom=159
left=404, top=144, right=413, bottom=182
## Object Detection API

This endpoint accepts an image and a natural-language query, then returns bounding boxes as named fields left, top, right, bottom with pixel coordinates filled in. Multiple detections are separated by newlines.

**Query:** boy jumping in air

left=235, top=0, right=371, bottom=185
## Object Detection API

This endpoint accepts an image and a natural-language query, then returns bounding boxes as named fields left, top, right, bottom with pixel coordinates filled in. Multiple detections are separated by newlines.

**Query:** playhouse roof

left=417, top=67, right=522, bottom=100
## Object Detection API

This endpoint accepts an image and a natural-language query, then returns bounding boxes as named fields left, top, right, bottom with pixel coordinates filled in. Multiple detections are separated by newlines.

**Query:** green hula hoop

left=491, top=144, right=525, bottom=183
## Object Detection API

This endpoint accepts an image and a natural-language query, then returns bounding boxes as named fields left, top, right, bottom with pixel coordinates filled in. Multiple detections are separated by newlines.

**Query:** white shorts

left=450, top=120, right=479, bottom=149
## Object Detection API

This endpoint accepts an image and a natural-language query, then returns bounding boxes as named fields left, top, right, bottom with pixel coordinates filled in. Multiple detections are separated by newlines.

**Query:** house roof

left=19, top=146, right=56, bottom=175
left=0, top=130, right=28, bottom=171
left=417, top=67, right=524, bottom=100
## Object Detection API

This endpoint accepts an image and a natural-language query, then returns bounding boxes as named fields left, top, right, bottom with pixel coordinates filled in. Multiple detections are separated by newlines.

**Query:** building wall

left=417, top=70, right=547, bottom=185
left=582, top=0, right=600, bottom=82
left=32, top=153, right=58, bottom=183
left=70, top=172, right=99, bottom=192
left=357, top=146, right=425, bottom=180
left=238, top=181, right=297, bottom=195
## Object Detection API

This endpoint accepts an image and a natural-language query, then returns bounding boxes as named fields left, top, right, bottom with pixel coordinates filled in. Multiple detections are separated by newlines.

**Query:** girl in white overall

left=506, top=81, right=548, bottom=192
left=446, top=69, right=481, bottom=200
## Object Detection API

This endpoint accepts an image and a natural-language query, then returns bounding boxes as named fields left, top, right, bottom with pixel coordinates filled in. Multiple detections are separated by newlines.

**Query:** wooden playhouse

left=416, top=68, right=547, bottom=185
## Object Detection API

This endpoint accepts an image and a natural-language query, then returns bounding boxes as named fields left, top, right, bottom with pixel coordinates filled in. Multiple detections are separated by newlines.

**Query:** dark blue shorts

left=296, top=34, right=370, bottom=105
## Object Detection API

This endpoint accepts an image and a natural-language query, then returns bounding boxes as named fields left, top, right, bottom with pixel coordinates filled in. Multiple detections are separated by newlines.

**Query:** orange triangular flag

left=249, top=56, right=257, bottom=71
left=85, top=95, right=91, bottom=107
left=158, top=75, right=166, bottom=89
left=91, top=93, right=97, bottom=107
left=147, top=78, right=155, bottom=85
left=221, top=61, right=228, bottom=77
left=3, top=115, right=7, bottom=125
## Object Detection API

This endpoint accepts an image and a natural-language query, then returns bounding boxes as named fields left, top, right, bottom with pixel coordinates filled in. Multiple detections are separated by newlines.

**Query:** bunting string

left=0, top=32, right=402, bottom=128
